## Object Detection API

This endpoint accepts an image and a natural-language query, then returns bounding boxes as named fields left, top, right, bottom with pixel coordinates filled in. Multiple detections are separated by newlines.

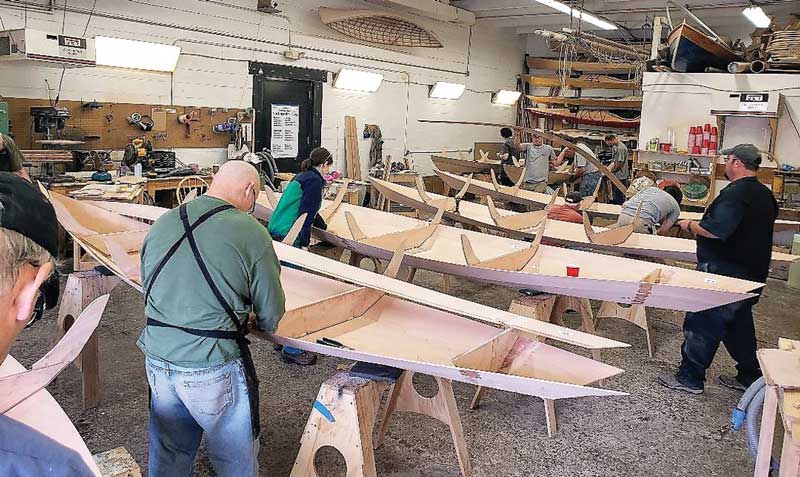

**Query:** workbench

left=754, top=338, right=800, bottom=477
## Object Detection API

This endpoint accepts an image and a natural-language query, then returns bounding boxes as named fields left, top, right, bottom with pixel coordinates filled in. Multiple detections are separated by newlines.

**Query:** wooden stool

left=291, top=372, right=386, bottom=477
left=56, top=270, right=120, bottom=408
left=376, top=371, right=471, bottom=477
left=596, top=301, right=654, bottom=358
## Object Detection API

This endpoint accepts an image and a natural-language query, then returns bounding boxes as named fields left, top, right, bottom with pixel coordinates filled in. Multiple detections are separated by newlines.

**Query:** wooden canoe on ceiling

left=431, top=154, right=501, bottom=175
left=521, top=75, right=640, bottom=90
left=526, top=95, right=642, bottom=110
left=433, top=168, right=800, bottom=234
left=256, top=189, right=761, bottom=312
left=369, top=177, right=800, bottom=268
left=319, top=8, right=443, bottom=48
left=526, top=57, right=638, bottom=73
left=48, top=191, right=627, bottom=401
left=526, top=108, right=641, bottom=129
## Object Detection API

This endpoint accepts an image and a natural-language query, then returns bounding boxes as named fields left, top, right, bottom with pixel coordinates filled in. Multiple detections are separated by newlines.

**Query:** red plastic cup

left=662, top=143, right=671, bottom=152
left=566, top=264, right=580, bottom=277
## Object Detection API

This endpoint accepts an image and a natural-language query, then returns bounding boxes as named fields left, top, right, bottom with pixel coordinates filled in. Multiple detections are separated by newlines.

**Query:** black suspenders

left=144, top=203, right=262, bottom=439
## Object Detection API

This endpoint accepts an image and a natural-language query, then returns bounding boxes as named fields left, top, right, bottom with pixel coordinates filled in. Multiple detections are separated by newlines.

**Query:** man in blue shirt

left=658, top=144, right=778, bottom=394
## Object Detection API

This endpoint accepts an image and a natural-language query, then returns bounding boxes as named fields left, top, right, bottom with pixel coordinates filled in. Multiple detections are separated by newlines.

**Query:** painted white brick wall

left=0, top=0, right=525, bottom=173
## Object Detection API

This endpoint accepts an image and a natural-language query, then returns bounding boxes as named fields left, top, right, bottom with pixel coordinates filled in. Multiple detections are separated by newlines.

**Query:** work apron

left=143, top=203, right=261, bottom=439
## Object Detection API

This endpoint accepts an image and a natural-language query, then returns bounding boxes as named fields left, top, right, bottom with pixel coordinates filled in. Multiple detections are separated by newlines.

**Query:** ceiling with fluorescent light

left=450, top=0, right=798, bottom=40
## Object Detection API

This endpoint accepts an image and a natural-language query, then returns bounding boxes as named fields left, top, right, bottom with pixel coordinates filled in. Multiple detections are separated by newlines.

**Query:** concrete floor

left=9, top=258, right=800, bottom=476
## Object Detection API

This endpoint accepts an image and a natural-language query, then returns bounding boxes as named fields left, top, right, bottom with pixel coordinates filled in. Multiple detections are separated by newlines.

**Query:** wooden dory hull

left=317, top=229, right=755, bottom=312
left=51, top=193, right=624, bottom=400
left=526, top=108, right=640, bottom=129
left=435, top=168, right=800, bottom=233
left=258, top=193, right=762, bottom=312
left=526, top=95, right=642, bottom=110
left=503, top=164, right=571, bottom=186
left=431, top=155, right=500, bottom=175
left=668, top=23, right=737, bottom=73
left=372, top=177, right=799, bottom=268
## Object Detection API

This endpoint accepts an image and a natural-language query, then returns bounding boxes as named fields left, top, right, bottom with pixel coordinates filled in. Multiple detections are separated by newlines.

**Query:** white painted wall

left=639, top=72, right=800, bottom=168
left=0, top=0, right=525, bottom=174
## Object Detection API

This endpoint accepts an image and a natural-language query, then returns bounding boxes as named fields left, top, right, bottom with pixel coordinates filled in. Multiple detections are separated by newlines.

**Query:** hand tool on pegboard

left=177, top=109, right=200, bottom=137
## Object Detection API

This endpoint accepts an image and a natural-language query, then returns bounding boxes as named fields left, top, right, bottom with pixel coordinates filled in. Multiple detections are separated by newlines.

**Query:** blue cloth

left=293, top=168, right=328, bottom=247
left=676, top=262, right=762, bottom=389
left=145, top=356, right=259, bottom=476
left=0, top=415, right=93, bottom=477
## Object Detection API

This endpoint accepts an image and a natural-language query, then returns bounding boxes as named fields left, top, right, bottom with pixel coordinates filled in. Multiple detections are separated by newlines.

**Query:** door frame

left=249, top=62, right=325, bottom=156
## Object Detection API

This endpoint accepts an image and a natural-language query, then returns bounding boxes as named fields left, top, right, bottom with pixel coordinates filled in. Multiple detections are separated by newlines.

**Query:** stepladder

left=56, top=270, right=120, bottom=408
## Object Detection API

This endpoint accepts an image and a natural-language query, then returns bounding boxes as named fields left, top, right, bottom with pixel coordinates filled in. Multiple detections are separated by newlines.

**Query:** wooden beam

left=526, top=57, right=637, bottom=73
left=526, top=95, right=642, bottom=109
left=521, top=74, right=639, bottom=90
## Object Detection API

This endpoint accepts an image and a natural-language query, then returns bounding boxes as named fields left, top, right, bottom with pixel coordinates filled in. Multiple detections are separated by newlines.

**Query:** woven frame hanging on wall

left=320, top=8, right=443, bottom=48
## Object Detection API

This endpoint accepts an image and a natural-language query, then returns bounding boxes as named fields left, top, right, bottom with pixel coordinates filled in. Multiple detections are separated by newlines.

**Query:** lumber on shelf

left=526, top=95, right=642, bottom=109
left=526, top=57, right=637, bottom=73
left=521, top=75, right=639, bottom=90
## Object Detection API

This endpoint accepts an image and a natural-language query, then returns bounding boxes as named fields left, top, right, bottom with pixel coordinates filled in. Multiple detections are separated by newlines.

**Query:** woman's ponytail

left=300, top=147, right=333, bottom=172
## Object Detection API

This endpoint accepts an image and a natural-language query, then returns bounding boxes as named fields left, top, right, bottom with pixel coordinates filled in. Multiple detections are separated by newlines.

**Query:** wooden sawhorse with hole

left=291, top=370, right=471, bottom=477
left=56, top=270, right=120, bottom=409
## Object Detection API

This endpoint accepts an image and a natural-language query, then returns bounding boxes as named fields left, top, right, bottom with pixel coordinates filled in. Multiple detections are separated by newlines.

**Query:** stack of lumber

left=765, top=29, right=800, bottom=69
left=522, top=74, right=638, bottom=91
left=344, top=115, right=362, bottom=180
left=21, top=150, right=74, bottom=164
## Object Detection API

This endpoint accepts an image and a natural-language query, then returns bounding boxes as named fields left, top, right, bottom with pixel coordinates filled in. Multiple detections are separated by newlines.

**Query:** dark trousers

left=676, top=296, right=761, bottom=388
left=611, top=178, right=629, bottom=205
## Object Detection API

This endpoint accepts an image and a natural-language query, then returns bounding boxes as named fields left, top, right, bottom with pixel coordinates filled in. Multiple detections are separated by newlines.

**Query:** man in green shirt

left=0, top=133, right=30, bottom=181
left=138, top=160, right=285, bottom=476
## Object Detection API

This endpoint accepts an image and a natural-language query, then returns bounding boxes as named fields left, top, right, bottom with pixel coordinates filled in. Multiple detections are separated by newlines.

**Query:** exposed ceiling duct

left=366, top=0, right=476, bottom=25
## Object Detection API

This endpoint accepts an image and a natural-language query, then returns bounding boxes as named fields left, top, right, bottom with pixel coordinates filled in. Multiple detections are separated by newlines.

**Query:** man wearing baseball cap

left=0, top=172, right=94, bottom=475
left=659, top=144, right=778, bottom=395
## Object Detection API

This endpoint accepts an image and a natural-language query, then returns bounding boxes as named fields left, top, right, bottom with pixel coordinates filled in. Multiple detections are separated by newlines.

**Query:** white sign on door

left=270, top=104, right=300, bottom=158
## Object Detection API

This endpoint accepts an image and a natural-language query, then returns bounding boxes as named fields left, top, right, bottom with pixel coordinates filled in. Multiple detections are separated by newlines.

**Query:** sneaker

left=657, top=374, right=704, bottom=395
left=718, top=375, right=748, bottom=392
left=281, top=350, right=318, bottom=366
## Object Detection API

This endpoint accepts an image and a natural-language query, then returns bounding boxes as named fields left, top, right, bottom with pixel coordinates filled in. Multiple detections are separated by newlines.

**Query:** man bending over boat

left=138, top=161, right=285, bottom=475
left=613, top=184, right=683, bottom=235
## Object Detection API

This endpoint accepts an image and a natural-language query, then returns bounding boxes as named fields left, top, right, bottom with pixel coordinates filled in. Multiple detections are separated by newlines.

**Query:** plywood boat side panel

left=431, top=155, right=500, bottom=175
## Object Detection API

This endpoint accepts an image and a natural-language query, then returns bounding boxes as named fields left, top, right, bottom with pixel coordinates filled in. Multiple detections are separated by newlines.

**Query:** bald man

left=138, top=161, right=286, bottom=476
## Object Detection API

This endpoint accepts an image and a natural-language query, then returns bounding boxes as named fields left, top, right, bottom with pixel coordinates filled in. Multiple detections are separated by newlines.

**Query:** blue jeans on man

left=145, top=357, right=258, bottom=476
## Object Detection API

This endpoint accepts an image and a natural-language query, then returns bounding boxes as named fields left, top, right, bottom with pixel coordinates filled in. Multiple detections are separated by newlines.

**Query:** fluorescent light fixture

left=95, top=36, right=181, bottom=72
left=429, top=82, right=465, bottom=100
left=535, top=0, right=617, bottom=30
left=742, top=5, right=771, bottom=28
left=492, top=90, right=522, bottom=105
left=333, top=68, right=384, bottom=93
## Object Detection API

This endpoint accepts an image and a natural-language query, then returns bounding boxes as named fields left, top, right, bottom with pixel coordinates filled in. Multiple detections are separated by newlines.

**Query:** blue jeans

left=145, top=357, right=259, bottom=476
left=579, top=171, right=602, bottom=198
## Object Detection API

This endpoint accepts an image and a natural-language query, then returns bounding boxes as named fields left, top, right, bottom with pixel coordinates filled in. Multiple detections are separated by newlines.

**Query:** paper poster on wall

left=271, top=104, right=300, bottom=158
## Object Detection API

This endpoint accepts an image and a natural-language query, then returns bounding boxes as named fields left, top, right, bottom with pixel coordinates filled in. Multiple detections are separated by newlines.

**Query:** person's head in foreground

left=720, top=144, right=760, bottom=181
left=0, top=173, right=57, bottom=363
left=563, top=192, right=583, bottom=210
left=301, top=147, right=333, bottom=175
left=207, top=160, right=262, bottom=214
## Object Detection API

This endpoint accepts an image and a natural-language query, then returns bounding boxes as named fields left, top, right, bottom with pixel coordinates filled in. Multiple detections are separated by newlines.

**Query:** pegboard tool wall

left=5, top=97, right=245, bottom=150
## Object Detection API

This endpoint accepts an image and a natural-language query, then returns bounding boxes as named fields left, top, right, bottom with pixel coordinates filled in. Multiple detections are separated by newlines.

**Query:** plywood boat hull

left=431, top=155, right=500, bottom=175
left=667, top=23, right=737, bottom=73
left=503, top=164, right=571, bottom=185
left=49, top=192, right=626, bottom=400
left=257, top=193, right=762, bottom=312
left=370, top=178, right=799, bottom=268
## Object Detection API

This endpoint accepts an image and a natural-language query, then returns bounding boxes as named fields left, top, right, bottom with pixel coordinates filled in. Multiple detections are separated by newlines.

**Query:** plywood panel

left=5, top=97, right=244, bottom=150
